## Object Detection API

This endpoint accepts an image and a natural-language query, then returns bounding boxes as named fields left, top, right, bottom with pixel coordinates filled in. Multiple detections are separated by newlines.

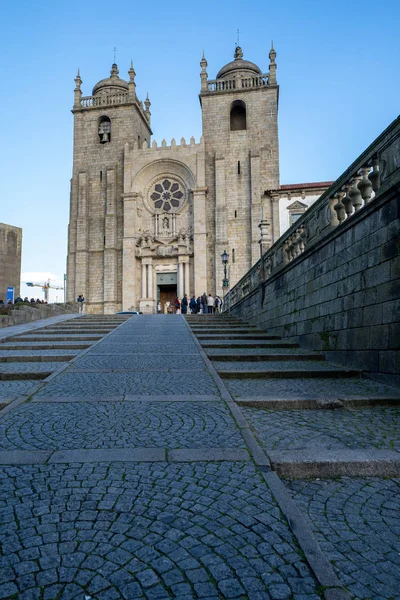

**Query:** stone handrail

left=207, top=74, right=269, bottom=92
left=226, top=114, right=400, bottom=309
left=80, top=93, right=129, bottom=108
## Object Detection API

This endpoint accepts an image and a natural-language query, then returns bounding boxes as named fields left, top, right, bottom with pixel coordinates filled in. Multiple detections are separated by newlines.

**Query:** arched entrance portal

left=157, top=272, right=177, bottom=313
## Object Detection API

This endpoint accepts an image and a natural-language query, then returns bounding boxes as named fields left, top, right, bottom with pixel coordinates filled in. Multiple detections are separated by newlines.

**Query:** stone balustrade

left=226, top=115, right=400, bottom=310
left=80, top=93, right=129, bottom=108
left=207, top=74, right=269, bottom=93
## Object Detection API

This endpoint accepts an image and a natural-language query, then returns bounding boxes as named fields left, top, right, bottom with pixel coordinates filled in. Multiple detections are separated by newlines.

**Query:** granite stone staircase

left=186, top=313, right=400, bottom=478
left=0, top=315, right=129, bottom=408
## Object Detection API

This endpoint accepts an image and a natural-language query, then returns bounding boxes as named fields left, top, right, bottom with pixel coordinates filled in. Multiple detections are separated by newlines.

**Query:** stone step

left=0, top=362, right=64, bottom=376
left=208, top=353, right=325, bottom=362
left=202, top=341, right=299, bottom=348
left=0, top=355, right=75, bottom=363
left=218, top=367, right=361, bottom=379
left=8, top=335, right=102, bottom=342
left=190, top=328, right=262, bottom=334
left=0, top=343, right=91, bottom=350
left=197, top=334, right=282, bottom=340
left=41, top=328, right=113, bottom=333
left=225, top=377, right=400, bottom=402
left=237, top=395, right=400, bottom=409
left=0, top=371, right=51, bottom=381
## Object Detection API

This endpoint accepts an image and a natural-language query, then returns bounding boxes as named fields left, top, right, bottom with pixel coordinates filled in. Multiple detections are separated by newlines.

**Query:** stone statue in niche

left=99, top=121, right=111, bottom=143
left=162, top=216, right=170, bottom=232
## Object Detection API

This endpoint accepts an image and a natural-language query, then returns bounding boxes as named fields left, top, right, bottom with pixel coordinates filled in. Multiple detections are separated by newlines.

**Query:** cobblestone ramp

left=0, top=314, right=348, bottom=600
left=187, top=313, right=400, bottom=600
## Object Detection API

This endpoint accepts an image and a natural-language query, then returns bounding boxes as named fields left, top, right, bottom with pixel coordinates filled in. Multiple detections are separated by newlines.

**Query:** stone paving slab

left=0, top=402, right=245, bottom=450
left=225, top=377, right=400, bottom=399
left=287, top=477, right=400, bottom=600
left=49, top=448, right=166, bottom=463
left=243, top=407, right=400, bottom=452
left=0, top=462, right=321, bottom=599
left=168, top=449, right=250, bottom=462
left=34, top=372, right=219, bottom=398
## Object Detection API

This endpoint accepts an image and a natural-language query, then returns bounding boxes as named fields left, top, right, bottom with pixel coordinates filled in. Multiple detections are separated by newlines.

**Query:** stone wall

left=0, top=222, right=22, bottom=301
left=0, top=303, right=78, bottom=328
left=227, top=116, right=400, bottom=382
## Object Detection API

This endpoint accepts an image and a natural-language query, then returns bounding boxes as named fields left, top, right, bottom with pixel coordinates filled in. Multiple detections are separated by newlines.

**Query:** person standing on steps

left=181, top=294, right=188, bottom=315
left=207, top=293, right=214, bottom=314
left=189, top=295, right=197, bottom=314
left=201, top=292, right=207, bottom=315
left=77, top=294, right=85, bottom=313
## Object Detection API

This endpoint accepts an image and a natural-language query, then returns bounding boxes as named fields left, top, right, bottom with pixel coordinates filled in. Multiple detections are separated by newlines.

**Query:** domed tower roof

left=216, top=46, right=262, bottom=79
left=92, top=63, right=129, bottom=96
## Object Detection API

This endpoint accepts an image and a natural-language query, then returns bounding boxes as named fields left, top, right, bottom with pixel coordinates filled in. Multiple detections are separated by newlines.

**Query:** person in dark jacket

left=189, top=295, right=197, bottom=314
left=181, top=294, right=188, bottom=314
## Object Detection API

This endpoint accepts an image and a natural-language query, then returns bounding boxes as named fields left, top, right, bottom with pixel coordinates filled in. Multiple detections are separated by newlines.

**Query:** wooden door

left=159, top=285, right=177, bottom=313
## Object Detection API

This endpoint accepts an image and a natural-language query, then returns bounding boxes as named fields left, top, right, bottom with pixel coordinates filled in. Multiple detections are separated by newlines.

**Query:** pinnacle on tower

left=269, top=42, right=277, bottom=85
left=200, top=51, right=208, bottom=71
left=74, top=68, right=82, bottom=90
left=200, top=51, right=208, bottom=91
left=128, top=60, right=136, bottom=82
left=73, top=69, right=82, bottom=108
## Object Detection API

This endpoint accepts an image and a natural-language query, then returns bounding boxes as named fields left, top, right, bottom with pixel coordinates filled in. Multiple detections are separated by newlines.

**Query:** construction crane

left=25, top=279, right=64, bottom=303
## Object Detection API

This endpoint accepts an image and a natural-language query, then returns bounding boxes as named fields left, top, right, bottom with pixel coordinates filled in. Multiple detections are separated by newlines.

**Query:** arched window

left=98, top=116, right=111, bottom=143
left=230, top=100, right=246, bottom=131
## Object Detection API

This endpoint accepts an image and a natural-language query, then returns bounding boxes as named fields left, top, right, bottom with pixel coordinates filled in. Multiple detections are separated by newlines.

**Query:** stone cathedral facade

left=67, top=46, right=330, bottom=313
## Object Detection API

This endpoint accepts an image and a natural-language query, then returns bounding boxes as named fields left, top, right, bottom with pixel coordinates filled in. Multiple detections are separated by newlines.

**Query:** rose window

left=151, top=179, right=184, bottom=212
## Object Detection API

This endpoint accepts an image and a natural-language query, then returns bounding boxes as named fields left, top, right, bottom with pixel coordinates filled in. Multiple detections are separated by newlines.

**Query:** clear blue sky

left=1, top=0, right=399, bottom=300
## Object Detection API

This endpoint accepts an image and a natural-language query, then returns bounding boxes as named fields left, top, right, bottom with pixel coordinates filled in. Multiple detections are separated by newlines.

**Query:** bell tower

left=200, top=45, right=279, bottom=295
left=67, top=62, right=152, bottom=313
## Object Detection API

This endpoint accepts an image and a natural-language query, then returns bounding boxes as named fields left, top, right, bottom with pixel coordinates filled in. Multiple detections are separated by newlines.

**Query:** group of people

left=158, top=293, right=223, bottom=315
left=0, top=297, right=46, bottom=306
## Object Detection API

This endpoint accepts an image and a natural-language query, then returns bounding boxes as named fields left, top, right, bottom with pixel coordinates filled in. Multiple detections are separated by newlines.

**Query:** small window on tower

left=238, top=161, right=241, bottom=174
left=98, top=117, right=111, bottom=143
left=230, top=100, right=246, bottom=131
left=232, top=249, right=235, bottom=263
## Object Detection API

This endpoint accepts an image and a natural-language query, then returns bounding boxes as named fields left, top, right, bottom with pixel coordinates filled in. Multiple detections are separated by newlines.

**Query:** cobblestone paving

left=0, top=362, right=65, bottom=374
left=2, top=314, right=400, bottom=599
left=225, top=377, right=399, bottom=399
left=0, top=380, right=40, bottom=399
left=243, top=407, right=400, bottom=451
left=212, top=361, right=350, bottom=372
left=287, top=478, right=400, bottom=600
left=34, top=371, right=219, bottom=398
left=0, top=402, right=245, bottom=450
left=0, top=462, right=320, bottom=600
left=68, top=355, right=206, bottom=372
